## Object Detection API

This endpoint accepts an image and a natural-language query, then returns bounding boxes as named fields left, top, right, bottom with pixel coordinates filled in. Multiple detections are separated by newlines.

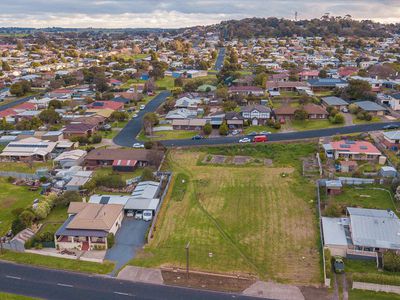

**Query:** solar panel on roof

left=340, top=144, right=351, bottom=148
left=360, top=146, right=368, bottom=150
left=100, top=196, right=110, bottom=204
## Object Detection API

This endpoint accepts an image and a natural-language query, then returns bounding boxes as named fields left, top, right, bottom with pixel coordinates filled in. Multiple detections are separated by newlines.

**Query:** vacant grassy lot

left=0, top=161, right=53, bottom=174
left=0, top=178, right=43, bottom=235
left=138, top=130, right=197, bottom=141
left=132, top=144, right=320, bottom=284
left=289, top=119, right=343, bottom=131
left=349, top=290, right=400, bottom=300
left=0, top=251, right=114, bottom=274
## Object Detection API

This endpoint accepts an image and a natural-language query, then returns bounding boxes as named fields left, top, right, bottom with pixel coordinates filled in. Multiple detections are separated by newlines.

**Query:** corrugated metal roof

left=322, top=217, right=349, bottom=246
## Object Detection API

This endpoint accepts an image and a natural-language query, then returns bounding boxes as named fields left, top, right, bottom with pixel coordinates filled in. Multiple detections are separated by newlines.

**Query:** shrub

left=384, top=251, right=400, bottom=272
left=144, top=141, right=154, bottom=149
left=141, top=167, right=155, bottom=181
left=332, top=113, right=345, bottom=124
left=55, top=191, right=81, bottom=207
left=90, top=134, right=102, bottom=144
left=7, top=176, right=15, bottom=183
left=11, top=218, right=26, bottom=235
left=107, top=233, right=115, bottom=248
left=325, top=202, right=342, bottom=217
left=274, top=122, right=281, bottom=129
left=219, top=122, right=229, bottom=136
left=203, top=123, right=212, bottom=135
left=19, top=210, right=35, bottom=228
left=94, top=174, right=125, bottom=189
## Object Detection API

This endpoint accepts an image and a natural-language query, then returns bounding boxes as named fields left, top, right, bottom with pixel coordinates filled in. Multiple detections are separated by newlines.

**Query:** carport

left=105, top=218, right=150, bottom=274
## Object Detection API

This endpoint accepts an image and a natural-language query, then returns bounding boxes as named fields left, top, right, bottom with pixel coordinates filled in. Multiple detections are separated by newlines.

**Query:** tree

left=48, top=99, right=62, bottom=109
left=318, top=69, right=328, bottom=78
left=174, top=77, right=184, bottom=87
left=141, top=167, right=155, bottom=181
left=203, top=123, right=212, bottom=135
left=2, top=61, right=11, bottom=71
left=19, top=210, right=35, bottom=228
left=143, top=112, right=159, bottom=135
left=219, top=122, right=229, bottom=136
left=0, top=118, right=14, bottom=130
left=90, top=134, right=102, bottom=144
left=39, top=109, right=61, bottom=124
left=332, top=113, right=345, bottom=124
left=215, top=87, right=228, bottom=99
left=144, top=141, right=154, bottom=149
left=9, top=82, right=24, bottom=97
left=222, top=100, right=237, bottom=112
left=294, top=108, right=308, bottom=120
left=11, top=218, right=25, bottom=235
left=110, top=111, right=129, bottom=122
left=55, top=191, right=81, bottom=207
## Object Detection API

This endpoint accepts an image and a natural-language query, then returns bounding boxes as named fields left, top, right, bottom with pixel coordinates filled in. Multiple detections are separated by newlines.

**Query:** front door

left=252, top=118, right=258, bottom=126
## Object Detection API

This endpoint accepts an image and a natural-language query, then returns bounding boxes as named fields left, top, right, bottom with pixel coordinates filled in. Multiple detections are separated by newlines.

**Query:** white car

left=239, top=137, right=251, bottom=143
left=126, top=210, right=134, bottom=217
left=139, top=104, right=145, bottom=110
left=134, top=211, right=143, bottom=220
left=143, top=210, right=153, bottom=222
left=132, top=143, right=145, bottom=148
left=132, top=113, right=138, bottom=118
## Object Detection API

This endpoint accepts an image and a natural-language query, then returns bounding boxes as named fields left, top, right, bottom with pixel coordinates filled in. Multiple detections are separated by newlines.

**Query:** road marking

left=5, top=275, right=21, bottom=280
left=57, top=283, right=74, bottom=288
left=113, top=291, right=133, bottom=296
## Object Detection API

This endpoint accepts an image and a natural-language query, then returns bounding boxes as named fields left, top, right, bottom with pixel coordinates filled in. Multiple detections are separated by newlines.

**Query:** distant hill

left=197, top=17, right=400, bottom=40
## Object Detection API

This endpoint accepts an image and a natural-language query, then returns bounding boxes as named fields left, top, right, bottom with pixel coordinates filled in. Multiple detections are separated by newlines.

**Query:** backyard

left=132, top=143, right=321, bottom=284
left=0, top=178, right=43, bottom=236
left=0, top=161, right=53, bottom=174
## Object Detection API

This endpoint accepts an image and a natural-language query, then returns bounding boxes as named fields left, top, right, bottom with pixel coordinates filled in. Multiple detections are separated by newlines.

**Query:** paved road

left=105, top=219, right=150, bottom=275
left=0, top=95, right=37, bottom=111
left=214, top=47, right=225, bottom=71
left=0, top=261, right=261, bottom=300
left=113, top=91, right=171, bottom=147
left=161, top=122, right=400, bottom=147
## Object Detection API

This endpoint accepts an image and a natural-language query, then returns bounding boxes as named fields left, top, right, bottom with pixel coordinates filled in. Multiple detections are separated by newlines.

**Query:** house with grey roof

left=322, top=207, right=400, bottom=257
left=241, top=105, right=272, bottom=125
left=321, top=96, right=349, bottom=110
left=355, top=101, right=386, bottom=116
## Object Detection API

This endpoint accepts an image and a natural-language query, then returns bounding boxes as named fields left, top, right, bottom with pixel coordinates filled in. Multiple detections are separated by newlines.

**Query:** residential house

left=382, top=130, right=400, bottom=150
left=55, top=202, right=124, bottom=251
left=274, top=106, right=297, bottom=121
left=174, top=97, right=202, bottom=110
left=303, top=104, right=329, bottom=119
left=172, top=119, right=207, bottom=130
left=54, top=149, right=87, bottom=169
left=228, top=86, right=265, bottom=97
left=87, top=101, right=124, bottom=111
left=225, top=112, right=244, bottom=128
left=324, top=140, right=382, bottom=161
left=165, top=108, right=197, bottom=120
left=265, top=81, right=309, bottom=92
left=0, top=137, right=57, bottom=161
left=321, top=96, right=349, bottom=111
left=355, top=101, right=386, bottom=116
left=84, top=149, right=164, bottom=169
left=63, top=123, right=97, bottom=139
left=298, top=70, right=319, bottom=81
left=241, top=105, right=271, bottom=125
left=308, top=78, right=348, bottom=91
left=322, top=207, right=400, bottom=257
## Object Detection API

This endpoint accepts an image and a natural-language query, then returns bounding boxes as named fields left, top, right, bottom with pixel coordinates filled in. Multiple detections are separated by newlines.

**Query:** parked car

left=192, top=135, right=204, bottom=140
left=341, top=108, right=349, bottom=113
left=333, top=256, right=345, bottom=274
left=260, top=131, right=272, bottom=135
left=383, top=124, right=400, bottom=130
left=231, top=129, right=240, bottom=135
left=132, top=143, right=145, bottom=148
left=134, top=211, right=143, bottom=220
left=140, top=104, right=145, bottom=110
left=239, top=137, right=251, bottom=143
left=247, top=131, right=258, bottom=136
left=126, top=210, right=134, bottom=217
left=253, top=135, right=268, bottom=143
left=132, top=113, right=138, bottom=118
left=143, top=210, right=153, bottom=222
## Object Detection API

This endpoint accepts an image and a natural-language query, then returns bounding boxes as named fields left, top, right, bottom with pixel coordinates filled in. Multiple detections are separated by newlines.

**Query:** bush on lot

left=11, top=218, right=25, bottom=235
left=92, top=174, right=125, bottom=189
left=324, top=202, right=342, bottom=217
left=107, top=233, right=115, bottom=249
left=90, top=134, right=102, bottom=144
left=144, top=141, right=154, bottom=149
left=141, top=167, right=155, bottom=181
left=384, top=251, right=400, bottom=272
left=55, top=191, right=81, bottom=207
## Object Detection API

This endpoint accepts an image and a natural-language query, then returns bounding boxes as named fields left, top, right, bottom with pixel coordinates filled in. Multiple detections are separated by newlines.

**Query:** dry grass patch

left=132, top=149, right=320, bottom=284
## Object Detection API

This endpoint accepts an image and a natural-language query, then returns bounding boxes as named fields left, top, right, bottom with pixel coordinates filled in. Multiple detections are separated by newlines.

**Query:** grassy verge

left=352, top=116, right=382, bottom=124
left=137, top=130, right=197, bottom=141
left=0, top=251, right=114, bottom=274
left=289, top=119, right=342, bottom=131
left=243, top=125, right=279, bottom=134
left=349, top=289, right=400, bottom=300
left=0, top=292, right=37, bottom=300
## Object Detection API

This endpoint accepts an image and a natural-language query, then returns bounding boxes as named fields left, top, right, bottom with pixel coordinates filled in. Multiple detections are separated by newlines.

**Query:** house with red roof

left=298, top=70, right=319, bottom=81
left=87, top=101, right=124, bottom=111
left=324, top=140, right=382, bottom=161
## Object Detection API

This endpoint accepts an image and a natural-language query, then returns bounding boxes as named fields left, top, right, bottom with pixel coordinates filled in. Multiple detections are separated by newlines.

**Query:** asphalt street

left=0, top=261, right=262, bottom=300
left=214, top=47, right=225, bottom=71
left=113, top=91, right=171, bottom=147
left=0, top=95, right=37, bottom=111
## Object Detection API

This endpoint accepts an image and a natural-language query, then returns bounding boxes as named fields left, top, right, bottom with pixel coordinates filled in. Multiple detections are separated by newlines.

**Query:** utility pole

left=185, top=242, right=190, bottom=280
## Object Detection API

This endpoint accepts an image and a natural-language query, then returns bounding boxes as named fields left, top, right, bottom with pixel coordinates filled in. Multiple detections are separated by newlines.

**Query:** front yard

left=289, top=119, right=343, bottom=131
left=132, top=144, right=321, bottom=284
left=137, top=129, right=198, bottom=141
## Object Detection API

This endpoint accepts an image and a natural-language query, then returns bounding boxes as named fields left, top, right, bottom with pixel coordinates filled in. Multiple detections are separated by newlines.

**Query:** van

left=143, top=210, right=153, bottom=222
left=253, top=135, right=268, bottom=143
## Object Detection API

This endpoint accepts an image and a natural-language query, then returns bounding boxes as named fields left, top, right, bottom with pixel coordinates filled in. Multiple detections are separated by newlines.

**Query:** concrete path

left=118, top=266, right=164, bottom=285
left=242, top=281, right=304, bottom=300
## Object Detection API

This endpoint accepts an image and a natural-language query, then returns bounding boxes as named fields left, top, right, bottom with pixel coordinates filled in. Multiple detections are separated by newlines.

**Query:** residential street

left=0, top=95, right=37, bottom=111
left=0, top=261, right=262, bottom=300
left=214, top=47, right=225, bottom=71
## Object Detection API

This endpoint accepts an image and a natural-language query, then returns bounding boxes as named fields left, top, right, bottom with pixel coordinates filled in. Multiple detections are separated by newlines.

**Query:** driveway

left=343, top=113, right=353, bottom=126
left=105, top=218, right=151, bottom=275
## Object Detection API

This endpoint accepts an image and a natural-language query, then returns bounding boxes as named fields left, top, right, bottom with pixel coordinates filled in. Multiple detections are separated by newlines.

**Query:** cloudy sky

left=0, top=0, right=399, bottom=28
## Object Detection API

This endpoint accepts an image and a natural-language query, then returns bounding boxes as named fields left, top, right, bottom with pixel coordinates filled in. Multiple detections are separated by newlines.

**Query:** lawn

left=0, top=251, right=114, bottom=274
left=349, top=290, right=400, bottom=300
left=0, top=178, right=43, bottom=235
left=100, top=129, right=119, bottom=139
left=0, top=292, right=37, bottom=300
left=156, top=77, right=175, bottom=90
left=326, top=185, right=397, bottom=212
left=132, top=144, right=320, bottom=284
left=137, top=130, right=197, bottom=141
left=243, top=125, right=279, bottom=134
left=0, top=161, right=53, bottom=174
left=289, top=119, right=342, bottom=131
left=94, top=166, right=143, bottom=182
left=352, top=115, right=382, bottom=124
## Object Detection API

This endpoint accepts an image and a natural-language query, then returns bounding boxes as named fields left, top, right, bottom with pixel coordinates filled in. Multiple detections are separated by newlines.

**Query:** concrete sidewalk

left=118, top=266, right=164, bottom=285
left=243, top=281, right=305, bottom=300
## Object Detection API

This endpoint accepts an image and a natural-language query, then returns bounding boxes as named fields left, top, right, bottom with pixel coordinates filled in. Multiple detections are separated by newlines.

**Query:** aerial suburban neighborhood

left=1, top=3, right=400, bottom=300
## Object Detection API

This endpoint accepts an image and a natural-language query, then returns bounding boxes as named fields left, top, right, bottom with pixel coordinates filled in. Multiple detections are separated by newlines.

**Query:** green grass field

left=352, top=115, right=382, bottom=124
left=0, top=251, right=114, bottom=274
left=0, top=161, right=53, bottom=174
left=132, top=144, right=320, bottom=284
left=0, top=178, right=44, bottom=235
left=349, top=290, right=400, bottom=300
left=327, top=185, right=397, bottom=211
left=289, top=119, right=343, bottom=131
left=138, top=130, right=197, bottom=141
left=156, top=77, right=175, bottom=90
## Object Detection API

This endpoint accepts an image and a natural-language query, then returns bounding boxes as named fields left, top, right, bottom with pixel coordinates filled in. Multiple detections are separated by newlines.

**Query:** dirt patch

left=232, top=156, right=252, bottom=165
left=300, top=286, right=332, bottom=300
left=161, top=269, right=256, bottom=293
